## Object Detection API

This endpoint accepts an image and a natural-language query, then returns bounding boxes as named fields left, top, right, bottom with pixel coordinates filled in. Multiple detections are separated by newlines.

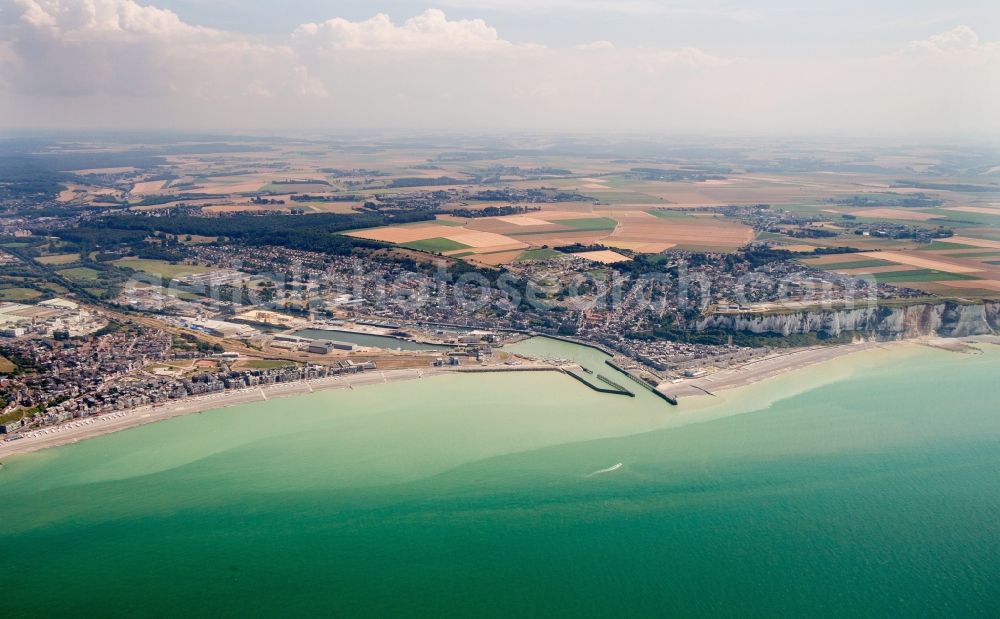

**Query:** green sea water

left=1, top=340, right=999, bottom=617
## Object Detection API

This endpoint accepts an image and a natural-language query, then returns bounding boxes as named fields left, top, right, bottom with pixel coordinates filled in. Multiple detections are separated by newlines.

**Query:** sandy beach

left=3, top=336, right=997, bottom=459
left=665, top=335, right=1000, bottom=399
left=0, top=367, right=444, bottom=459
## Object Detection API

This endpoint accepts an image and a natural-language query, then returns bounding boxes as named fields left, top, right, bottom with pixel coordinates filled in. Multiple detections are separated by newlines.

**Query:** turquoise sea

left=1, top=339, right=998, bottom=617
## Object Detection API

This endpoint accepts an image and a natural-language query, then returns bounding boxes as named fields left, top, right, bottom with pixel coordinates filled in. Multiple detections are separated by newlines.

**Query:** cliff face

left=697, top=302, right=999, bottom=339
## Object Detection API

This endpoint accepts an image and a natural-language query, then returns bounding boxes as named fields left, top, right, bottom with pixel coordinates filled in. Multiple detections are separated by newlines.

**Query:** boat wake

left=587, top=462, right=623, bottom=477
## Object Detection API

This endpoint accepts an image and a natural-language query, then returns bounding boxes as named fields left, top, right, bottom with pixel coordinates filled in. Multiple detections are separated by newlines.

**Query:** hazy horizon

left=1, top=0, right=999, bottom=137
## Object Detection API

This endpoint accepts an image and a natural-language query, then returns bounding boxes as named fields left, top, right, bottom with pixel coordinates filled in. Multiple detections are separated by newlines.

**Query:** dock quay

left=529, top=333, right=618, bottom=357
left=605, top=359, right=678, bottom=405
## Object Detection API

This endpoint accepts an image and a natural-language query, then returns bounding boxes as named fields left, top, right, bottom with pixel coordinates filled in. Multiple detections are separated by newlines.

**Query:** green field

left=807, top=259, right=897, bottom=270
left=941, top=250, right=1000, bottom=258
left=112, top=259, right=216, bottom=279
left=558, top=217, right=619, bottom=231
left=920, top=241, right=980, bottom=250
left=873, top=269, right=978, bottom=283
left=177, top=235, right=219, bottom=245
left=649, top=209, right=698, bottom=219
left=35, top=253, right=80, bottom=265
left=587, top=191, right=663, bottom=204
left=399, top=237, right=471, bottom=253
left=0, top=287, right=42, bottom=301
left=515, top=248, right=564, bottom=262
left=41, top=282, right=70, bottom=294
left=0, top=354, right=15, bottom=373
left=922, top=210, right=1000, bottom=227
left=236, top=359, right=294, bottom=369
left=57, top=267, right=101, bottom=282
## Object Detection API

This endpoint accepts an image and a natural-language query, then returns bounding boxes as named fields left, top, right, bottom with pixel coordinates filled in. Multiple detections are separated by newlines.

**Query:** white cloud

left=0, top=6, right=996, bottom=137
left=435, top=0, right=762, bottom=21
left=576, top=40, right=616, bottom=50
left=0, top=0, right=324, bottom=98
left=899, top=25, right=1000, bottom=60
left=292, top=9, right=523, bottom=53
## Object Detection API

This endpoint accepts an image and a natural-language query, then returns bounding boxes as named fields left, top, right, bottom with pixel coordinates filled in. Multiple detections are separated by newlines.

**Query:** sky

left=1, top=0, right=998, bottom=137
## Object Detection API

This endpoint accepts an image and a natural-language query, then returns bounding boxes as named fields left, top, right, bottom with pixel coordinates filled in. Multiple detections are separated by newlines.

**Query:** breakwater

left=564, top=367, right=635, bottom=396
left=605, top=359, right=678, bottom=405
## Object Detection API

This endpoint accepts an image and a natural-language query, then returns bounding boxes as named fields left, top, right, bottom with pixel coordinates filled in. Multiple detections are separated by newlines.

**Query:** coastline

left=3, top=335, right=997, bottom=460
left=0, top=367, right=447, bottom=459
left=666, top=334, right=1000, bottom=399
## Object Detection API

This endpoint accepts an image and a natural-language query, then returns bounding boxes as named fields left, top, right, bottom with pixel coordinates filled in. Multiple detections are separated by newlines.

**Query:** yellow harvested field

left=347, top=206, right=750, bottom=263
left=935, top=280, right=1000, bottom=292
left=571, top=250, right=631, bottom=264
left=948, top=236, right=1000, bottom=249
left=496, top=215, right=553, bottom=226
left=857, top=251, right=982, bottom=273
left=946, top=207, right=1000, bottom=216
left=468, top=250, right=525, bottom=266
left=197, top=179, right=270, bottom=193
left=348, top=225, right=451, bottom=244
left=609, top=217, right=752, bottom=251
left=513, top=232, right=609, bottom=247
left=57, top=186, right=84, bottom=202
left=850, top=208, right=938, bottom=221
left=603, top=240, right=676, bottom=252
left=132, top=180, right=168, bottom=195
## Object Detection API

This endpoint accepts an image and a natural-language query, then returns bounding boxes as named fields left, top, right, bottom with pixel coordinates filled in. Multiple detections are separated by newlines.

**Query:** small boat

left=588, top=462, right=623, bottom=477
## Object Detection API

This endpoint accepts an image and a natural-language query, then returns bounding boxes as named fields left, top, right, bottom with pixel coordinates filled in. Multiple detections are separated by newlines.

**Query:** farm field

left=0, top=287, right=43, bottom=301
left=35, top=253, right=80, bottom=265
left=802, top=244, right=1000, bottom=299
left=112, top=259, right=217, bottom=280
left=571, top=250, right=631, bottom=264
left=515, top=248, right=565, bottom=262
left=347, top=206, right=753, bottom=264
left=400, top=237, right=471, bottom=253
left=56, top=267, right=100, bottom=282
left=19, top=135, right=1000, bottom=302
